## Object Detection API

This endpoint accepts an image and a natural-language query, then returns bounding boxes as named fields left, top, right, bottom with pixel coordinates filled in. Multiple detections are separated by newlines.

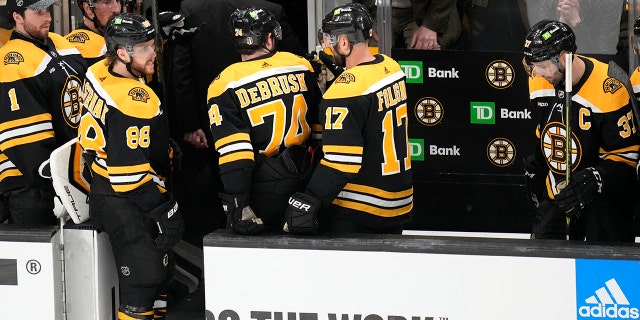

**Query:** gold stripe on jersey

left=208, top=51, right=313, bottom=100
left=64, top=29, right=106, bottom=59
left=0, top=152, right=22, bottom=182
left=214, top=133, right=254, bottom=165
left=332, top=183, right=413, bottom=217
left=320, top=144, right=363, bottom=173
left=599, top=145, right=640, bottom=167
left=91, top=160, right=157, bottom=193
left=0, top=114, right=54, bottom=150
left=528, top=76, right=555, bottom=100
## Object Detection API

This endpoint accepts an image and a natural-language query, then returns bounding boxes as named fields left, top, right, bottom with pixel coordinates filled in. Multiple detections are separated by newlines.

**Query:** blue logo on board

left=576, top=259, right=640, bottom=319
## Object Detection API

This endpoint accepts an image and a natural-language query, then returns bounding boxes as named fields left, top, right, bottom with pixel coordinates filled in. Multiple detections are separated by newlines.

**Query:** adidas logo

left=578, top=278, right=640, bottom=319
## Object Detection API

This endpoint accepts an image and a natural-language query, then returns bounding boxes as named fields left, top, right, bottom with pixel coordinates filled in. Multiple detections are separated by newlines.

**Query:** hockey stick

left=565, top=52, right=573, bottom=185
left=607, top=60, right=640, bottom=134
left=564, top=52, right=573, bottom=239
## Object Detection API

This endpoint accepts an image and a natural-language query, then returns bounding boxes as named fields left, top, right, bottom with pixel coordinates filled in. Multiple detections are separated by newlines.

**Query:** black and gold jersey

left=0, top=31, right=87, bottom=191
left=78, top=61, right=168, bottom=209
left=631, top=66, right=640, bottom=99
left=305, top=54, right=413, bottom=229
left=64, top=25, right=107, bottom=67
left=206, top=51, right=321, bottom=193
left=528, top=56, right=640, bottom=199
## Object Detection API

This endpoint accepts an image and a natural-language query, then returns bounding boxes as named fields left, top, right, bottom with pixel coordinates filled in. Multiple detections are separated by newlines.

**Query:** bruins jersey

left=305, top=54, right=413, bottom=229
left=0, top=31, right=87, bottom=191
left=528, top=56, right=640, bottom=199
left=64, top=25, right=107, bottom=67
left=206, top=51, right=321, bottom=192
left=78, top=61, right=169, bottom=209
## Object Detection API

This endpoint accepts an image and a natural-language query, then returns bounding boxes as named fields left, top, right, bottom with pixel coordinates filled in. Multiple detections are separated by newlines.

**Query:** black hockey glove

left=168, top=138, right=182, bottom=173
left=554, top=167, right=603, bottom=218
left=530, top=200, right=566, bottom=240
left=523, top=154, right=546, bottom=208
left=304, top=51, right=323, bottom=76
left=146, top=195, right=184, bottom=250
left=159, top=11, right=198, bottom=42
left=283, top=192, right=320, bottom=234
left=318, top=51, right=345, bottom=78
left=219, top=193, right=265, bottom=235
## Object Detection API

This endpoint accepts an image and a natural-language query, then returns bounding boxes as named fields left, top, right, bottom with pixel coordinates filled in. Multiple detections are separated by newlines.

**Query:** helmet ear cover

left=321, top=3, right=373, bottom=45
left=105, top=13, right=156, bottom=54
left=523, top=19, right=576, bottom=65
left=229, top=6, right=282, bottom=51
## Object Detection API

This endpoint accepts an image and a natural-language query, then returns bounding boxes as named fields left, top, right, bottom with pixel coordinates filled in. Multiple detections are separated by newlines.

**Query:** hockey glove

left=523, top=154, right=546, bottom=208
left=318, top=51, right=345, bottom=78
left=219, top=193, right=265, bottom=235
left=554, top=167, right=603, bottom=217
left=146, top=195, right=184, bottom=250
left=304, top=51, right=323, bottom=76
left=159, top=11, right=198, bottom=42
left=283, top=192, right=320, bottom=234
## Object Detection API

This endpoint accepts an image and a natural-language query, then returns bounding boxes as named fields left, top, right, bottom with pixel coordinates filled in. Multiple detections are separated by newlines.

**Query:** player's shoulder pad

left=63, top=29, right=106, bottom=59
left=323, top=54, right=403, bottom=100
left=577, top=56, right=629, bottom=113
left=0, top=38, right=49, bottom=82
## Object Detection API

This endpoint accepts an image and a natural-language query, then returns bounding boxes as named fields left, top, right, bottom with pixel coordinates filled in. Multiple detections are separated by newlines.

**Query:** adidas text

left=429, top=145, right=461, bottom=156
left=578, top=304, right=639, bottom=319
left=427, top=67, right=459, bottom=78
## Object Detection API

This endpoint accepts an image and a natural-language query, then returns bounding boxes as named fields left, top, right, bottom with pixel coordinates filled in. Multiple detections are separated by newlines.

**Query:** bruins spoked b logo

left=414, top=97, right=443, bottom=126
left=487, top=138, right=515, bottom=167
left=540, top=122, right=581, bottom=174
left=486, top=60, right=514, bottom=89
left=61, top=75, right=83, bottom=128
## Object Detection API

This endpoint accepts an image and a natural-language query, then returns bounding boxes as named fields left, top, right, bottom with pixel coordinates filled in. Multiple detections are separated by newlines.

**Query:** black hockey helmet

left=523, top=19, right=576, bottom=64
left=105, top=13, right=155, bottom=54
left=321, top=2, right=372, bottom=45
left=634, top=15, right=640, bottom=36
left=229, top=6, right=282, bottom=51
left=77, top=0, right=94, bottom=13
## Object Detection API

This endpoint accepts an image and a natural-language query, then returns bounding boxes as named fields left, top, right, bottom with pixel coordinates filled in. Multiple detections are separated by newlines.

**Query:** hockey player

left=283, top=3, right=413, bottom=235
left=77, top=13, right=184, bottom=319
left=206, top=7, right=321, bottom=234
left=63, top=0, right=121, bottom=66
left=0, top=0, right=87, bottom=225
left=523, top=20, right=640, bottom=241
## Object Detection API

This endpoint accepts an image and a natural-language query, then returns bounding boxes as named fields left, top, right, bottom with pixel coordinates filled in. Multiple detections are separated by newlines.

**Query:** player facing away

left=77, top=13, right=184, bottom=319
left=283, top=3, right=413, bottom=235
left=206, top=7, right=322, bottom=234
left=523, top=19, right=640, bottom=241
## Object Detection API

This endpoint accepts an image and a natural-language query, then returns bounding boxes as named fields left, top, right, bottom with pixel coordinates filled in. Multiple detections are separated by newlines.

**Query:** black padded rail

left=204, top=229, right=640, bottom=260
left=0, top=225, right=58, bottom=242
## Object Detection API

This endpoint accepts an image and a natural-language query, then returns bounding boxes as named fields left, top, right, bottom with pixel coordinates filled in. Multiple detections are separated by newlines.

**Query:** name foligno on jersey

left=235, top=72, right=309, bottom=108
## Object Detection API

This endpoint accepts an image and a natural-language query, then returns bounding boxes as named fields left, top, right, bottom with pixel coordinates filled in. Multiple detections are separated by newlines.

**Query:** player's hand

left=219, top=193, right=265, bottom=235
left=554, top=167, right=603, bottom=217
left=283, top=192, right=320, bottom=234
left=146, top=195, right=184, bottom=250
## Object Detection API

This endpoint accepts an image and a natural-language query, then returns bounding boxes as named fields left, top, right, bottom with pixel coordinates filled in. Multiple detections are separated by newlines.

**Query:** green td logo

left=470, top=101, right=495, bottom=124
left=398, top=61, right=423, bottom=84
left=409, top=138, right=424, bottom=161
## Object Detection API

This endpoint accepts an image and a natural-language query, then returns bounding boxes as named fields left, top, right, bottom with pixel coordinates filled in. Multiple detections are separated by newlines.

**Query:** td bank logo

left=470, top=101, right=495, bottom=124
left=399, top=61, right=423, bottom=84
left=409, top=138, right=424, bottom=161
